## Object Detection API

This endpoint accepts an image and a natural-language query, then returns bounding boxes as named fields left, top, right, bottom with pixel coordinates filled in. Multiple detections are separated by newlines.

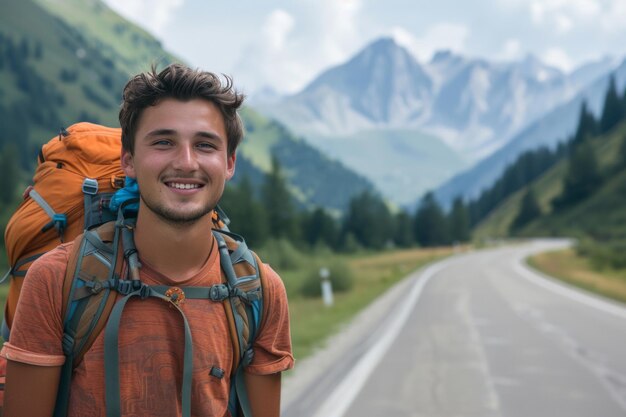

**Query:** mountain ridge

left=252, top=37, right=619, bottom=206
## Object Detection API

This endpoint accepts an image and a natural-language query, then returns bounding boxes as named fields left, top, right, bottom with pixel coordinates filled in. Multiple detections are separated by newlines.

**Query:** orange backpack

left=3, top=122, right=125, bottom=334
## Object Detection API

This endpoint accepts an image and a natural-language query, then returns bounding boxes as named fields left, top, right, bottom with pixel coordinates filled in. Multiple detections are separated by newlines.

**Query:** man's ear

left=120, top=149, right=136, bottom=178
left=226, top=152, right=237, bottom=181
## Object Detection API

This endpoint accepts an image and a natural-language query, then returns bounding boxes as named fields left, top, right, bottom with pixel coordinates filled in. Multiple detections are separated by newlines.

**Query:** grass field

left=528, top=248, right=626, bottom=304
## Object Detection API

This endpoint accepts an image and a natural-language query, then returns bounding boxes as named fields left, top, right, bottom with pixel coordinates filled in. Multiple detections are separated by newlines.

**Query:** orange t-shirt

left=1, top=237, right=294, bottom=417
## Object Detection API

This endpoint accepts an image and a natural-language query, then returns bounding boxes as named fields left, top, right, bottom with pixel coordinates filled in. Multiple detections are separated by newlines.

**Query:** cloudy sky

left=102, top=0, right=626, bottom=95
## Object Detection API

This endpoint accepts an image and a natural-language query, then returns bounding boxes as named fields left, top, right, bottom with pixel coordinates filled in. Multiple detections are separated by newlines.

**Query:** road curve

left=281, top=239, right=626, bottom=417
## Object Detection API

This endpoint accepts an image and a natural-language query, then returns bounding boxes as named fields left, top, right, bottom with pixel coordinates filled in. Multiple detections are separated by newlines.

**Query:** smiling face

left=121, top=98, right=236, bottom=226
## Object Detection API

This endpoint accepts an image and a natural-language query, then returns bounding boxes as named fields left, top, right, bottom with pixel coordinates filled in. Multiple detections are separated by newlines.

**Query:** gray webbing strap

left=28, top=188, right=56, bottom=220
left=10, top=253, right=45, bottom=277
left=82, top=178, right=98, bottom=230
left=234, top=365, right=254, bottom=417
left=103, top=287, right=194, bottom=417
left=214, top=233, right=239, bottom=287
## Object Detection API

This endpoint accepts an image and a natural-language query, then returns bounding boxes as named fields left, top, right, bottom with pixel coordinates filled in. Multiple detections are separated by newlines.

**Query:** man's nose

left=172, top=144, right=199, bottom=171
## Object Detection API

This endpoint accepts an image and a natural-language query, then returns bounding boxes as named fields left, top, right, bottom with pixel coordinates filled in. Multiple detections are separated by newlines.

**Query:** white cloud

left=391, top=23, right=469, bottom=62
left=233, top=0, right=366, bottom=93
left=542, top=47, right=574, bottom=71
left=527, top=0, right=600, bottom=25
left=103, top=0, right=184, bottom=34
left=601, top=0, right=626, bottom=33
left=262, top=10, right=295, bottom=52
left=555, top=14, right=573, bottom=33
left=498, top=38, right=523, bottom=61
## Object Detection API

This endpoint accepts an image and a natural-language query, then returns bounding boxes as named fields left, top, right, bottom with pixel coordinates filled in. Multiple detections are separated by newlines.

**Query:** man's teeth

left=169, top=183, right=200, bottom=189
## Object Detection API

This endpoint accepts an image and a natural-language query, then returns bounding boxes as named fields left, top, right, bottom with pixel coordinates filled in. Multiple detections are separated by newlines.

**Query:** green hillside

left=474, top=121, right=626, bottom=240
left=1, top=0, right=136, bottom=143
left=33, top=0, right=178, bottom=76
left=0, top=0, right=372, bottom=212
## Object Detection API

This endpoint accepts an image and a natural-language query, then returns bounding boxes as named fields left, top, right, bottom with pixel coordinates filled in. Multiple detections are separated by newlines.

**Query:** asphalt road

left=281, top=239, right=626, bottom=417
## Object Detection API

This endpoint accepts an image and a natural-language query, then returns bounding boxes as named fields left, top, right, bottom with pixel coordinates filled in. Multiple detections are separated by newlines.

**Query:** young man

left=2, top=64, right=294, bottom=416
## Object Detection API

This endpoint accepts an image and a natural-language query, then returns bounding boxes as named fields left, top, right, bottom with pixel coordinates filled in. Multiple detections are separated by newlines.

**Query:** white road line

left=310, top=258, right=452, bottom=417
left=513, top=258, right=626, bottom=320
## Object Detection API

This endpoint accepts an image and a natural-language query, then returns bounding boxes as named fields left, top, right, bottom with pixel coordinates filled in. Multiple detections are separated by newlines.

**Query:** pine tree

left=553, top=141, right=602, bottom=208
left=261, top=157, right=298, bottom=241
left=448, top=196, right=470, bottom=242
left=393, top=211, right=414, bottom=248
left=342, top=190, right=393, bottom=249
left=303, top=207, right=339, bottom=248
left=0, top=143, right=19, bottom=207
left=414, top=192, right=449, bottom=247
left=599, top=75, right=623, bottom=134
left=619, top=134, right=626, bottom=169
left=511, top=187, right=541, bottom=231
left=219, top=176, right=268, bottom=248
left=573, top=100, right=597, bottom=145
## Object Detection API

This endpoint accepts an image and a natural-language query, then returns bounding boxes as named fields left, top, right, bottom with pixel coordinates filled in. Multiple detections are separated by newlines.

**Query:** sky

left=102, top=0, right=626, bottom=95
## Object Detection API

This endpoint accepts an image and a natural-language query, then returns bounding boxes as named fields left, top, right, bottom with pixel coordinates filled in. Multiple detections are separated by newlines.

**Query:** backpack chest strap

left=73, top=280, right=262, bottom=303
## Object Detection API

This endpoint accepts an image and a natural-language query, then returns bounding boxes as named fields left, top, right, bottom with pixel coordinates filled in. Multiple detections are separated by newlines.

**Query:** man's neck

left=132, top=209, right=214, bottom=283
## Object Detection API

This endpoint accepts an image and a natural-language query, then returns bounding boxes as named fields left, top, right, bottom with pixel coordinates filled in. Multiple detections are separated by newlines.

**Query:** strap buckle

left=116, top=280, right=132, bottom=295
left=82, top=178, right=99, bottom=195
left=165, top=287, right=186, bottom=306
left=208, top=284, right=230, bottom=301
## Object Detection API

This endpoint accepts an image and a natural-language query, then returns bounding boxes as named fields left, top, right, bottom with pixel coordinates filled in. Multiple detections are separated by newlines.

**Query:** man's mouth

left=166, top=182, right=202, bottom=190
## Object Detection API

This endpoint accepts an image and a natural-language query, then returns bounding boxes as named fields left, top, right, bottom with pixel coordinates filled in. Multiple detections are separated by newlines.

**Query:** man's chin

left=143, top=200, right=213, bottom=226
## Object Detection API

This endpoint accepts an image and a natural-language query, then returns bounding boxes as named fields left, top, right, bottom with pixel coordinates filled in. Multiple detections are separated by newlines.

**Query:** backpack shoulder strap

left=212, top=229, right=264, bottom=417
left=54, top=220, right=124, bottom=417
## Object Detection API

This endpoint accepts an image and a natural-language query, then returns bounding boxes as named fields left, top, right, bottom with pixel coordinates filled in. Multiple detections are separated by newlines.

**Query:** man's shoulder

left=257, top=261, right=288, bottom=301
left=29, top=241, right=75, bottom=276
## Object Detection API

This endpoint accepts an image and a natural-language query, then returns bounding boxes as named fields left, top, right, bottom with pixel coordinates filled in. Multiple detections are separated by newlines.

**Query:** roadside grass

left=528, top=248, right=626, bottom=304
left=282, top=246, right=454, bottom=360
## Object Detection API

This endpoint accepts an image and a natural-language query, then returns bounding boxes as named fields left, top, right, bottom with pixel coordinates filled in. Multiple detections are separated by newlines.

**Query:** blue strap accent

left=41, top=213, right=67, bottom=236
left=108, top=177, right=139, bottom=215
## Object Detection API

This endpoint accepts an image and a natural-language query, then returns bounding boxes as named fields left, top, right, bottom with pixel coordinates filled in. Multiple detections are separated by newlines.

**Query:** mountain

left=0, top=0, right=372, bottom=212
left=265, top=38, right=434, bottom=136
left=253, top=37, right=618, bottom=206
left=435, top=59, right=626, bottom=207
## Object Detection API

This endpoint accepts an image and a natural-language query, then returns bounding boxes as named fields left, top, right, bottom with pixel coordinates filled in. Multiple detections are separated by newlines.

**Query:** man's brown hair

left=119, top=63, right=245, bottom=156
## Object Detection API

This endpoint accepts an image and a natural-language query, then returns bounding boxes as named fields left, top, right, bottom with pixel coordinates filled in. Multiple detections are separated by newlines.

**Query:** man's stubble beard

left=140, top=194, right=215, bottom=227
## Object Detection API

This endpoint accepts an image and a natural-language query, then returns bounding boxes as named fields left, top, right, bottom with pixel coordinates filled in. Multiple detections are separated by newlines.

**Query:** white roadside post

left=320, top=267, right=334, bottom=307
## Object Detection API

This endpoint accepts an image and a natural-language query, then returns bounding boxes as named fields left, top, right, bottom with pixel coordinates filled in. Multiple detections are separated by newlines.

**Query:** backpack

left=0, top=123, right=264, bottom=417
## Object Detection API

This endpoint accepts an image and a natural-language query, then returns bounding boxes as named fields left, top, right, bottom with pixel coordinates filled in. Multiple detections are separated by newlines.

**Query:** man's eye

left=154, top=140, right=172, bottom=146
left=197, top=142, right=216, bottom=150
